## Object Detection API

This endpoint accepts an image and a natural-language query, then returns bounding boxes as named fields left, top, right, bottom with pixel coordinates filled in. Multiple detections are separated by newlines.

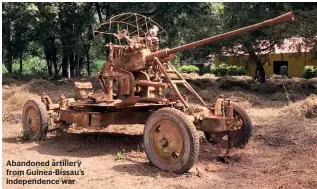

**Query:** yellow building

left=214, top=38, right=317, bottom=77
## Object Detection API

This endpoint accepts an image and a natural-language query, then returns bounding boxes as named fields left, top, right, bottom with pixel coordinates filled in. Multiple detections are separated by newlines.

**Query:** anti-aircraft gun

left=22, top=12, right=294, bottom=173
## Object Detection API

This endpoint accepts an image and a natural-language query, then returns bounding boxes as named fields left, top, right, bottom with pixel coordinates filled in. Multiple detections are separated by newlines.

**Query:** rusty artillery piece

left=22, top=12, right=294, bottom=173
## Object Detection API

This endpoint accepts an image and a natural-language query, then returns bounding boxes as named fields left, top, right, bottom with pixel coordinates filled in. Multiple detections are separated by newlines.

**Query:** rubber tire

left=204, top=103, right=252, bottom=148
left=21, top=99, right=49, bottom=140
left=144, top=108, right=200, bottom=173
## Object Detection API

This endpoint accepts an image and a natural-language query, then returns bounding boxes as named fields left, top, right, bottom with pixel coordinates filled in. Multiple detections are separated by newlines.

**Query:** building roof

left=209, top=37, right=316, bottom=57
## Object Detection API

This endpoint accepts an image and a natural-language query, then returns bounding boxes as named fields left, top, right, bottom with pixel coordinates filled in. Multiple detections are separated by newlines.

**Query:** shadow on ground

left=3, top=130, right=224, bottom=162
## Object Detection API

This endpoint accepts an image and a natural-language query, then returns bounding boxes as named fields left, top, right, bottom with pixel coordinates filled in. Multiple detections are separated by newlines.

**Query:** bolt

left=172, top=152, right=179, bottom=159
left=156, top=126, right=161, bottom=133
left=160, top=138, right=168, bottom=147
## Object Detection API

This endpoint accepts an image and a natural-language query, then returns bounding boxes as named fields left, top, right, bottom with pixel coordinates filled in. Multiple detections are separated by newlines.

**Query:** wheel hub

left=25, top=107, right=39, bottom=133
left=151, top=120, right=184, bottom=163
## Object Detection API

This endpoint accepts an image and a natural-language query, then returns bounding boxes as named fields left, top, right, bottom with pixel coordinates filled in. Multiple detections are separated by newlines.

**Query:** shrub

left=2, top=64, right=8, bottom=74
left=280, top=65, right=288, bottom=76
left=10, top=56, right=47, bottom=76
left=210, top=64, right=218, bottom=75
left=217, top=63, right=228, bottom=76
left=91, top=59, right=105, bottom=75
left=210, top=63, right=245, bottom=76
left=302, top=65, right=316, bottom=79
left=236, top=67, right=246, bottom=76
left=179, top=65, right=200, bottom=73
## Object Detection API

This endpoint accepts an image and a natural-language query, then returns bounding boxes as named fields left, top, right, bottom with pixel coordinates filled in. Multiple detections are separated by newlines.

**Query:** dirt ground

left=2, top=75, right=317, bottom=189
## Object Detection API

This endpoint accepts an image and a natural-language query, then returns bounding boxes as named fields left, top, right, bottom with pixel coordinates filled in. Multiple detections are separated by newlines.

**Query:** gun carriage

left=22, top=12, right=294, bottom=173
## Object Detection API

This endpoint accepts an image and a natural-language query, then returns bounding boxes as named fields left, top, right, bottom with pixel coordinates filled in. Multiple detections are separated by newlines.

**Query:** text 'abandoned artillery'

left=22, top=12, right=294, bottom=173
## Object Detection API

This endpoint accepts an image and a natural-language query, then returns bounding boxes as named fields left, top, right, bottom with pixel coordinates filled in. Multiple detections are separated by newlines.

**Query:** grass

left=283, top=93, right=317, bottom=118
left=17, top=130, right=32, bottom=142
left=115, top=149, right=126, bottom=161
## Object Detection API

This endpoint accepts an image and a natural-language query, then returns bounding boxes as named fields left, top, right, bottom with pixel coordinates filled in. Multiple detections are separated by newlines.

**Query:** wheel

left=204, top=103, right=252, bottom=148
left=21, top=99, right=49, bottom=140
left=143, top=108, right=199, bottom=173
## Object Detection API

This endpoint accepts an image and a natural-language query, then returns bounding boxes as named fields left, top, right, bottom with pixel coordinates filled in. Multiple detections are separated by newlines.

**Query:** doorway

left=273, top=61, right=288, bottom=75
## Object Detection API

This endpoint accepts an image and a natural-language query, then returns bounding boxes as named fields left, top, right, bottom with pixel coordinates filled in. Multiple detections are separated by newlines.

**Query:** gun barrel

left=167, top=12, right=294, bottom=55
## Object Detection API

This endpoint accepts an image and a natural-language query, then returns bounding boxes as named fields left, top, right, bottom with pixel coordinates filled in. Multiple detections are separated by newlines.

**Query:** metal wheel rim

left=24, top=106, right=40, bottom=134
left=150, top=119, right=184, bottom=165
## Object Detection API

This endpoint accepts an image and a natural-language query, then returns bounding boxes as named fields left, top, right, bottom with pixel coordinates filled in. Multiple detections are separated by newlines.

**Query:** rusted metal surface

left=107, top=78, right=114, bottom=101
left=194, top=106, right=242, bottom=132
left=41, top=94, right=53, bottom=105
left=24, top=105, right=40, bottom=133
left=59, top=109, right=152, bottom=128
left=153, top=57, right=190, bottom=108
left=22, top=12, right=295, bottom=173
left=199, top=115, right=242, bottom=132
left=150, top=119, right=184, bottom=166
left=135, top=80, right=169, bottom=89
left=59, top=11, right=293, bottom=137
left=74, top=82, right=93, bottom=89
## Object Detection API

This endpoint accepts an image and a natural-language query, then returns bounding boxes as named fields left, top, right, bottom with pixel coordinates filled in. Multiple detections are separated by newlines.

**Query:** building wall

left=215, top=52, right=317, bottom=77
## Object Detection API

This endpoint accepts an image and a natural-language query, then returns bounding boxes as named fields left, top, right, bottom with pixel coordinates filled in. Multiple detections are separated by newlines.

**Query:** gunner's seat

left=74, top=82, right=94, bottom=100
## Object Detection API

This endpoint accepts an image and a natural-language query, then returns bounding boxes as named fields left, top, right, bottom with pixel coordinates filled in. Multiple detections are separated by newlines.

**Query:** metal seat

left=74, top=82, right=93, bottom=89
left=74, top=82, right=94, bottom=100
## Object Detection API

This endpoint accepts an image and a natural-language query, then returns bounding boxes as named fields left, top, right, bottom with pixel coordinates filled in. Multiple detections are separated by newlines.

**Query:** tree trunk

left=248, top=50, right=266, bottom=83
left=95, top=3, right=103, bottom=24
left=7, top=51, right=13, bottom=74
left=44, top=46, right=52, bottom=77
left=79, top=57, right=84, bottom=76
left=62, top=50, right=68, bottom=78
left=7, top=38, right=13, bottom=74
left=51, top=38, right=58, bottom=78
left=19, top=47, right=23, bottom=74
left=67, top=56, right=71, bottom=80
left=75, top=53, right=79, bottom=77
left=86, top=46, right=91, bottom=76
left=6, top=24, right=13, bottom=74
left=69, top=52, right=75, bottom=77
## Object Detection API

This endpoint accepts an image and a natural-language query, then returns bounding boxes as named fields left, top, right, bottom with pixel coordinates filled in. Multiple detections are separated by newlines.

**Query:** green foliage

left=302, top=65, right=317, bottom=79
left=2, top=64, right=8, bottom=74
left=179, top=65, right=200, bottom=73
left=170, top=55, right=181, bottom=71
left=17, top=130, right=32, bottom=142
left=2, top=2, right=317, bottom=79
left=115, top=149, right=126, bottom=161
left=91, top=59, right=105, bottom=75
left=12, top=56, right=47, bottom=76
left=280, top=65, right=288, bottom=76
left=211, top=63, right=226, bottom=76
left=210, top=63, right=245, bottom=76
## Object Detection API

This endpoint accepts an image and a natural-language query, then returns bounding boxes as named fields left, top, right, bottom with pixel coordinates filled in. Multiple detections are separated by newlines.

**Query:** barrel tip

left=289, top=11, right=295, bottom=21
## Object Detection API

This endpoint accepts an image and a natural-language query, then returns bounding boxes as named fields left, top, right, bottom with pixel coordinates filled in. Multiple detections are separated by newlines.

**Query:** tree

left=219, top=3, right=317, bottom=83
left=4, top=2, right=315, bottom=80
left=286, top=3, right=317, bottom=56
left=218, top=3, right=295, bottom=83
left=2, top=3, right=39, bottom=74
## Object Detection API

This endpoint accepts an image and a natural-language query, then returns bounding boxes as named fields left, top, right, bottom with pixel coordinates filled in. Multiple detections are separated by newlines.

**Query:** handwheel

left=204, top=103, right=252, bottom=148
left=143, top=108, right=199, bottom=173
left=21, top=99, right=49, bottom=140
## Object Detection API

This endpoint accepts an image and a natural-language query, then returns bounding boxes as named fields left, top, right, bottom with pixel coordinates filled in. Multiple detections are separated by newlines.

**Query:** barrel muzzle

left=264, top=12, right=294, bottom=25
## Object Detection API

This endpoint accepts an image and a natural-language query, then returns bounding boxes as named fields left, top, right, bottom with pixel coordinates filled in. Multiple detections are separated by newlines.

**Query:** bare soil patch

left=2, top=75, right=317, bottom=189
